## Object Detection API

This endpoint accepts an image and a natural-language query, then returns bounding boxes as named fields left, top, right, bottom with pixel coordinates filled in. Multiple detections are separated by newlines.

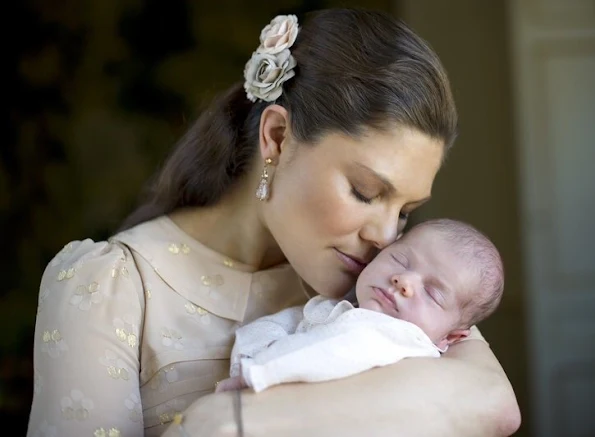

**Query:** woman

left=27, top=8, right=520, bottom=437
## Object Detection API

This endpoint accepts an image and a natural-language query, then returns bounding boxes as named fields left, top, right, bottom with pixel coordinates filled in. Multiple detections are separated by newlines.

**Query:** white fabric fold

left=230, top=295, right=441, bottom=392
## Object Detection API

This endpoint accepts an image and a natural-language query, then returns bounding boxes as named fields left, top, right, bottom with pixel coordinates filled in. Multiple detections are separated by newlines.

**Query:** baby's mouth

left=373, top=287, right=398, bottom=312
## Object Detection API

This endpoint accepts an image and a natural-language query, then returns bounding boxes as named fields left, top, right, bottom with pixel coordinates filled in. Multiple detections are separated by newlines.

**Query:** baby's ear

left=437, top=329, right=471, bottom=350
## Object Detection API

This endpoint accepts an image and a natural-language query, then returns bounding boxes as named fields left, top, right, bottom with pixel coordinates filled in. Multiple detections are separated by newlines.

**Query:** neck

left=169, top=179, right=286, bottom=270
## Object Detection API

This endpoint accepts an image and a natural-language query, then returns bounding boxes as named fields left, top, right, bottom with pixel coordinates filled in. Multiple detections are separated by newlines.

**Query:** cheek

left=402, top=298, right=429, bottom=322
left=274, top=163, right=364, bottom=241
left=361, top=259, right=391, bottom=284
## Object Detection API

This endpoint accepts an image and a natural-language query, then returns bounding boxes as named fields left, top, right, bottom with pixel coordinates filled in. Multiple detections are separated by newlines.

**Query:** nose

left=360, top=207, right=404, bottom=249
left=390, top=273, right=417, bottom=298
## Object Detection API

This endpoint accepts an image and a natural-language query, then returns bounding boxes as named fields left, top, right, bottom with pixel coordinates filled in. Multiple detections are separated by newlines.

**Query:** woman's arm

left=28, top=240, right=146, bottom=437
left=163, top=337, right=521, bottom=437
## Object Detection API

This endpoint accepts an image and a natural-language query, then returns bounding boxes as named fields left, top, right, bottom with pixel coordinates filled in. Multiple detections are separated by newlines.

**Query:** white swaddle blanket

left=230, top=295, right=441, bottom=392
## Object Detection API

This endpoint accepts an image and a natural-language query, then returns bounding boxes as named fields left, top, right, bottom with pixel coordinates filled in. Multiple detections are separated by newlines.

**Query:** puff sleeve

left=27, top=239, right=145, bottom=437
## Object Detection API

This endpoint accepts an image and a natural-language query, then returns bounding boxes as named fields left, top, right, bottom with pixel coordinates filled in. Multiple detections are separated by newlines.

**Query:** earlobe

left=444, top=329, right=471, bottom=348
left=259, top=104, right=290, bottom=161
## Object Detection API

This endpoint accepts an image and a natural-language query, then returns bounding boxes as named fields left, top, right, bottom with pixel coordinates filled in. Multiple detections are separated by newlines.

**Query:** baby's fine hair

left=413, top=218, right=505, bottom=327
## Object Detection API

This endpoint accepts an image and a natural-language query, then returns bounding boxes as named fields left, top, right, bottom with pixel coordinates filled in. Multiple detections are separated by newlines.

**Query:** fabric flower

left=258, top=15, right=299, bottom=54
left=243, top=49, right=297, bottom=102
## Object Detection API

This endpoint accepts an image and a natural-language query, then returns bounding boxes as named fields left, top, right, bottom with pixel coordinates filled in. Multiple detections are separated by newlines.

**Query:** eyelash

left=351, top=187, right=373, bottom=204
left=351, top=187, right=411, bottom=220
left=425, top=287, right=443, bottom=306
left=390, top=253, right=409, bottom=268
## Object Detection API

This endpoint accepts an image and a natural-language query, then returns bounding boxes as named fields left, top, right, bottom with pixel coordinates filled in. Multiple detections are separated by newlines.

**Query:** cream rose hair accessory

left=244, top=15, right=299, bottom=103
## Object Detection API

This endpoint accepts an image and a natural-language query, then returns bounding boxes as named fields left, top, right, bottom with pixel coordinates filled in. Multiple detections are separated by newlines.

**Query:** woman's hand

left=215, top=376, right=248, bottom=393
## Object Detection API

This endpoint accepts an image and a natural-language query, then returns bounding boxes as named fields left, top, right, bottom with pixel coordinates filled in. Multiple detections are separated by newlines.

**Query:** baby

left=216, top=218, right=504, bottom=393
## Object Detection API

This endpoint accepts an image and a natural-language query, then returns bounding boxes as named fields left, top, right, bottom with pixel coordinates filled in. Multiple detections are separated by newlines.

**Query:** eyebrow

left=354, top=163, right=432, bottom=205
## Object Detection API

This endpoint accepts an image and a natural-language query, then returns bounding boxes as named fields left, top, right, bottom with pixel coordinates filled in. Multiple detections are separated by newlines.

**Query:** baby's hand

left=215, top=376, right=247, bottom=393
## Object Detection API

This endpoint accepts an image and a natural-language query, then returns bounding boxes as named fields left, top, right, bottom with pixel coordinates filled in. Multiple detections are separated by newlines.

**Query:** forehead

left=402, top=227, right=479, bottom=295
left=312, top=127, right=444, bottom=199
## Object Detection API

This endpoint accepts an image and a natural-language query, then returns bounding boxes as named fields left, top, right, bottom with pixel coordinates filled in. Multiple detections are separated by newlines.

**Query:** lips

left=334, top=249, right=369, bottom=274
left=373, top=287, right=398, bottom=312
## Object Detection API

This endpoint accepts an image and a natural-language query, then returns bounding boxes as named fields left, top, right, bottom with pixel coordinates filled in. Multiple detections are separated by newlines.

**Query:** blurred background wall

left=400, top=0, right=530, bottom=433
left=4, top=1, right=594, bottom=436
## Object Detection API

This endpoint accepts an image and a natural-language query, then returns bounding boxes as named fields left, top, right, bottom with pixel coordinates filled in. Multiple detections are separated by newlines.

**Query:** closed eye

left=425, top=287, right=445, bottom=307
left=390, top=253, right=409, bottom=268
left=351, top=187, right=374, bottom=204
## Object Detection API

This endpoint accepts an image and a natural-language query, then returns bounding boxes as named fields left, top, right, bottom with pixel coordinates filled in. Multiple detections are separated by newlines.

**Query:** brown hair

left=120, top=8, right=458, bottom=230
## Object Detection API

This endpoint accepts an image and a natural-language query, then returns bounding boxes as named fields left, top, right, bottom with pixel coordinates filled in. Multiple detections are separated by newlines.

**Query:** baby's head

left=355, top=218, right=504, bottom=350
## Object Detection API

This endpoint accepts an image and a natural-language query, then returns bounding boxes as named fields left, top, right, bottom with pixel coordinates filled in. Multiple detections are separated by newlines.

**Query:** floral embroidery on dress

left=70, top=281, right=102, bottom=311
left=54, top=243, right=92, bottom=280
left=57, top=267, right=76, bottom=281
left=161, top=328, right=184, bottom=350
left=113, top=316, right=138, bottom=348
left=100, top=349, right=130, bottom=381
left=93, top=427, right=121, bottom=437
left=31, top=420, right=57, bottom=437
left=145, top=282, right=152, bottom=299
left=156, top=398, right=187, bottom=425
left=41, top=329, right=68, bottom=358
left=185, top=302, right=211, bottom=325
left=49, top=242, right=74, bottom=267
left=201, top=274, right=224, bottom=300
left=124, top=393, right=142, bottom=422
left=168, top=243, right=190, bottom=255
left=149, top=365, right=179, bottom=392
left=61, top=389, right=94, bottom=421
left=110, top=265, right=129, bottom=279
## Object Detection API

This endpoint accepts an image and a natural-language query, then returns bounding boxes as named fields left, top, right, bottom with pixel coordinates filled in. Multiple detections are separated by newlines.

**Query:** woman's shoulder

left=41, top=215, right=175, bottom=285
left=39, top=236, right=145, bottom=307
left=43, top=237, right=137, bottom=282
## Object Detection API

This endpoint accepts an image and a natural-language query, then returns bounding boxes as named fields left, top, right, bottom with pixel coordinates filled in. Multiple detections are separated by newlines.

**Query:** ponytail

left=119, top=82, right=264, bottom=231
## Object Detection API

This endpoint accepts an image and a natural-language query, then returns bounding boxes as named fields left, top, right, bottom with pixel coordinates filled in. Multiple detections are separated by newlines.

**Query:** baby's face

left=355, top=226, right=472, bottom=348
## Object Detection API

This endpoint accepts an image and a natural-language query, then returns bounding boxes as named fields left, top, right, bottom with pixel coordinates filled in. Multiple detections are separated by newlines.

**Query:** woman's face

left=263, top=126, right=444, bottom=299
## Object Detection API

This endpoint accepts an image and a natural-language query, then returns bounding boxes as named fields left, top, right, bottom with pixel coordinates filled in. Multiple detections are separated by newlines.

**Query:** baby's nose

left=391, top=274, right=414, bottom=298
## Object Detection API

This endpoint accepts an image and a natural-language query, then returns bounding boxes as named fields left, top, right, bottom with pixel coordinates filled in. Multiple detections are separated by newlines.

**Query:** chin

left=294, top=259, right=355, bottom=300
left=315, top=287, right=352, bottom=300
left=358, top=299, right=382, bottom=313
left=309, top=277, right=354, bottom=300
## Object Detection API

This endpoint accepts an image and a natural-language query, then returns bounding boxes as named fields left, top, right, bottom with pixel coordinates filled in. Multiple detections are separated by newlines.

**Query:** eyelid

left=390, top=253, right=409, bottom=268
left=426, top=286, right=445, bottom=307
left=351, top=187, right=373, bottom=204
left=353, top=181, right=380, bottom=198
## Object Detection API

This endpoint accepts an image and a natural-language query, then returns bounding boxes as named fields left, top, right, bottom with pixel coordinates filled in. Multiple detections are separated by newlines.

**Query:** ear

left=436, top=329, right=470, bottom=350
left=259, top=104, right=290, bottom=163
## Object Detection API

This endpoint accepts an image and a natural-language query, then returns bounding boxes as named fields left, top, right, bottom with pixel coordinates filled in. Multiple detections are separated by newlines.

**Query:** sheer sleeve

left=27, top=239, right=145, bottom=437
